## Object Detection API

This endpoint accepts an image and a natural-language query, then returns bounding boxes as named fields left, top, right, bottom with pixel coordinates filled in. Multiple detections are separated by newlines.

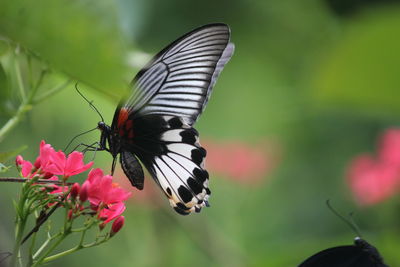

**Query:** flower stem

left=10, top=218, right=26, bottom=267
left=32, top=234, right=67, bottom=267
left=9, top=184, right=29, bottom=267
left=0, top=103, right=32, bottom=143
left=0, top=177, right=73, bottom=185
left=32, top=233, right=60, bottom=260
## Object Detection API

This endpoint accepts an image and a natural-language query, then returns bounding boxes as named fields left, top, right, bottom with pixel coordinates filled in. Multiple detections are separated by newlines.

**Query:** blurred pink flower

left=347, top=128, right=400, bottom=206
left=378, top=129, right=400, bottom=166
left=347, top=155, right=400, bottom=205
left=202, top=139, right=279, bottom=184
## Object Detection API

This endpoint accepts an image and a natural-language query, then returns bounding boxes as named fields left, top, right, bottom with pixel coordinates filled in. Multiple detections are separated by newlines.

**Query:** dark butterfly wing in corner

left=298, top=238, right=388, bottom=267
left=112, top=23, right=234, bottom=214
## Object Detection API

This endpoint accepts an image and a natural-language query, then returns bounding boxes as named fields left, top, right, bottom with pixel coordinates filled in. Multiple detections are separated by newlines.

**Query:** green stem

left=31, top=234, right=66, bottom=267
left=0, top=103, right=32, bottom=143
left=32, top=233, right=60, bottom=260
left=32, top=79, right=71, bottom=105
left=14, top=49, right=26, bottom=102
left=41, top=234, right=108, bottom=264
left=10, top=185, right=28, bottom=267
left=10, top=218, right=26, bottom=267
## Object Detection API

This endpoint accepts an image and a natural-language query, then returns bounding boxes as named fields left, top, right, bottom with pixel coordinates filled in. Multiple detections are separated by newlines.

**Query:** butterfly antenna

left=326, top=199, right=362, bottom=237
left=75, top=83, right=104, bottom=122
left=348, top=212, right=362, bottom=237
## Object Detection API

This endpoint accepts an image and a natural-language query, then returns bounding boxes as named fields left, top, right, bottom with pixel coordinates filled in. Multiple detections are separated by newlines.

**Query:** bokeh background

left=1, top=0, right=400, bottom=266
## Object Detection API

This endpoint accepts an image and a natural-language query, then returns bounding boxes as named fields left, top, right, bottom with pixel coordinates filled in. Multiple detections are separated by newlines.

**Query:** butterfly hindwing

left=125, top=115, right=210, bottom=214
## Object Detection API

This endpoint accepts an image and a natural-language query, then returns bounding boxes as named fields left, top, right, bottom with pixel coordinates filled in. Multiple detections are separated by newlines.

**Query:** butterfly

left=96, top=23, right=234, bottom=215
left=298, top=237, right=389, bottom=267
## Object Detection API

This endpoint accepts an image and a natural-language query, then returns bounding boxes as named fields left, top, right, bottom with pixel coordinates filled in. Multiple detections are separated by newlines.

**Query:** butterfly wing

left=298, top=244, right=387, bottom=267
left=122, top=23, right=234, bottom=125
left=113, top=23, right=233, bottom=214
left=118, top=115, right=210, bottom=214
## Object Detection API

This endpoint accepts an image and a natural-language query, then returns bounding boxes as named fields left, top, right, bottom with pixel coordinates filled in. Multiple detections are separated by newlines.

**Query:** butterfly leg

left=69, top=142, right=102, bottom=153
left=111, top=155, right=118, bottom=175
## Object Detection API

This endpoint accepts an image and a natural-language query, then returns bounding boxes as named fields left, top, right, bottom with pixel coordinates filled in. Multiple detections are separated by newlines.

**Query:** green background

left=1, top=0, right=400, bottom=266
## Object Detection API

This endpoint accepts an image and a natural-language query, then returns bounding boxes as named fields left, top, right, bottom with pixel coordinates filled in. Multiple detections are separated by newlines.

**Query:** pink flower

left=84, top=169, right=131, bottom=205
left=99, top=202, right=126, bottom=224
left=35, top=140, right=57, bottom=170
left=347, top=155, right=400, bottom=205
left=48, top=176, right=69, bottom=195
left=82, top=168, right=131, bottom=224
left=16, top=155, right=34, bottom=177
left=21, top=160, right=33, bottom=177
left=347, top=128, right=400, bottom=206
left=378, top=129, right=400, bottom=166
left=202, top=139, right=280, bottom=184
left=110, top=216, right=125, bottom=236
left=42, top=151, right=93, bottom=178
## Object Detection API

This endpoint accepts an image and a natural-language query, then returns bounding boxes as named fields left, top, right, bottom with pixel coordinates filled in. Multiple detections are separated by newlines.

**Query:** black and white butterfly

left=298, top=237, right=389, bottom=267
left=96, top=23, right=234, bottom=215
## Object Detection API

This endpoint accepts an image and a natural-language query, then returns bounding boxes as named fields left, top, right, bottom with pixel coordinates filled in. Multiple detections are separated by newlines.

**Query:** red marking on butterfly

left=117, top=108, right=129, bottom=128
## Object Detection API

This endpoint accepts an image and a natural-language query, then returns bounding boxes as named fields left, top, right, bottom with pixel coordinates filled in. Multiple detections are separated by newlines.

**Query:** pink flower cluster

left=16, top=141, right=131, bottom=231
left=82, top=168, right=131, bottom=225
left=16, top=140, right=93, bottom=180
left=347, top=129, right=400, bottom=206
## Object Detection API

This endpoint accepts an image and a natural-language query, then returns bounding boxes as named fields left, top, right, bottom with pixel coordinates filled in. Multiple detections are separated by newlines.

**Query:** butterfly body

left=97, top=23, right=234, bottom=215
left=299, top=237, right=388, bottom=267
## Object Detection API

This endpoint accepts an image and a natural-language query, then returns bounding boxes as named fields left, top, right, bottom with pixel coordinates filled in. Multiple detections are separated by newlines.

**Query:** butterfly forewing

left=123, top=23, right=234, bottom=125
left=110, top=23, right=233, bottom=215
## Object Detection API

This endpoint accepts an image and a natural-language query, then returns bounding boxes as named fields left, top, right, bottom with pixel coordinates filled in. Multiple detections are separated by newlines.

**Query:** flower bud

left=16, top=155, right=24, bottom=167
left=42, top=172, right=54, bottom=179
left=110, top=216, right=125, bottom=237
left=67, top=209, right=73, bottom=221
left=34, top=157, right=41, bottom=169
left=70, top=183, right=80, bottom=199
left=79, top=183, right=88, bottom=202
left=99, top=222, right=106, bottom=231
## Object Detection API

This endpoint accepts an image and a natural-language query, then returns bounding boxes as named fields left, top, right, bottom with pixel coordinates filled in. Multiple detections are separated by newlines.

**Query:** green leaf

left=0, top=63, right=8, bottom=113
left=0, top=0, right=128, bottom=95
left=0, top=62, right=7, bottom=88
left=0, top=39, right=9, bottom=56
left=311, top=7, right=400, bottom=115
left=0, top=145, right=27, bottom=162
left=0, top=162, right=11, bottom=173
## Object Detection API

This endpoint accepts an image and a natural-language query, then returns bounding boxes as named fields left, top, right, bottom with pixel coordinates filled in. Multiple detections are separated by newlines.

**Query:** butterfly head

left=97, top=121, right=108, bottom=131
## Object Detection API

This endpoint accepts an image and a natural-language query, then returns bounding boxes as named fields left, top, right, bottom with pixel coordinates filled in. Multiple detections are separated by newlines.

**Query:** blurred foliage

left=311, top=7, right=400, bottom=116
left=0, top=0, right=128, bottom=95
left=1, top=0, right=400, bottom=266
